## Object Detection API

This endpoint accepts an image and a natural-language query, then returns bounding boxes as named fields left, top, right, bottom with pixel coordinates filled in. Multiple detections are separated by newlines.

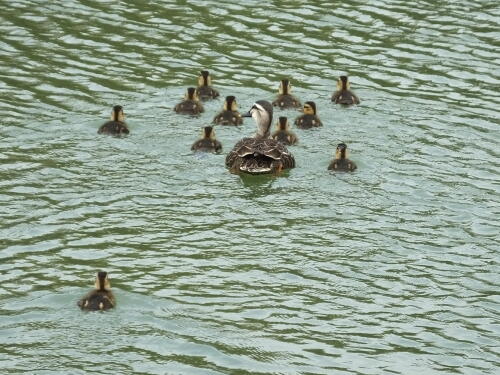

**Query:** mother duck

left=225, top=100, right=295, bottom=175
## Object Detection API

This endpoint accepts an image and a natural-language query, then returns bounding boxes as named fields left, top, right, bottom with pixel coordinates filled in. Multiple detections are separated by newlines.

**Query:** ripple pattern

left=0, top=0, right=499, bottom=374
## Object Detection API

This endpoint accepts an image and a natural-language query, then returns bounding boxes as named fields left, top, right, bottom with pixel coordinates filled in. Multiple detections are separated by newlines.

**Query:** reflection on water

left=0, top=0, right=499, bottom=374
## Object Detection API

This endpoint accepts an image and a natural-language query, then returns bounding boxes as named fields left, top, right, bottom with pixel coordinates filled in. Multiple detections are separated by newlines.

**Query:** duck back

left=78, top=290, right=115, bottom=311
left=272, top=95, right=301, bottom=109
left=226, top=137, right=295, bottom=175
left=328, top=158, right=357, bottom=171
left=191, top=138, right=222, bottom=153
left=213, top=110, right=243, bottom=125
left=294, top=114, right=322, bottom=129
left=332, top=90, right=360, bottom=105
left=98, top=121, right=129, bottom=136
left=174, top=100, right=204, bottom=115
left=196, top=86, right=219, bottom=100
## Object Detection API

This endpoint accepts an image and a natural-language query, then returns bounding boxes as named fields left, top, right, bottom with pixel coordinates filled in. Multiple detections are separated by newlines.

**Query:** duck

left=195, top=70, right=220, bottom=100
left=174, top=87, right=204, bottom=115
left=212, top=96, right=243, bottom=125
left=328, top=143, right=357, bottom=172
left=225, top=100, right=295, bottom=175
left=97, top=105, right=129, bottom=136
left=272, top=79, right=302, bottom=109
left=331, top=76, right=360, bottom=105
left=271, top=117, right=298, bottom=145
left=77, top=271, right=116, bottom=311
left=191, top=126, right=222, bottom=153
left=294, top=101, right=323, bottom=129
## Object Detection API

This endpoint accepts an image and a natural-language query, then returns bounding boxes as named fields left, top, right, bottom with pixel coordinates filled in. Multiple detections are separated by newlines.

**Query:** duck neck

left=255, top=129, right=270, bottom=139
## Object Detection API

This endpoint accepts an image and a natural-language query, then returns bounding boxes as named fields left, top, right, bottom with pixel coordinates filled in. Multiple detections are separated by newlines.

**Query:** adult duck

left=225, top=100, right=295, bottom=175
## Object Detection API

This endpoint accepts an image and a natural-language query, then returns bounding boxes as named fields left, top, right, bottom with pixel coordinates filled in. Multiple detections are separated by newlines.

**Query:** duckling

left=77, top=271, right=115, bottom=311
left=191, top=126, right=222, bottom=153
left=331, top=76, right=360, bottom=105
left=97, top=105, right=129, bottom=136
left=195, top=70, right=220, bottom=100
left=272, top=79, right=302, bottom=109
left=294, top=101, right=323, bottom=129
left=328, top=143, right=357, bottom=172
left=174, top=87, right=204, bottom=115
left=212, top=96, right=243, bottom=125
left=271, top=117, right=298, bottom=145
left=226, top=101, right=295, bottom=175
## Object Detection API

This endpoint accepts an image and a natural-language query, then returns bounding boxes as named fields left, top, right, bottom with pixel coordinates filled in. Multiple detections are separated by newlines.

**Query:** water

left=1, top=0, right=499, bottom=374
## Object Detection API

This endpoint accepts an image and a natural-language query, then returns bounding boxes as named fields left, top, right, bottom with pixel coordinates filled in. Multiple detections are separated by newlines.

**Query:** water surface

left=1, top=1, right=499, bottom=374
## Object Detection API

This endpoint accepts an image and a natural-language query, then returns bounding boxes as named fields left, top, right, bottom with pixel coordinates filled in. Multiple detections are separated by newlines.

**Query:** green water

left=1, top=1, right=499, bottom=374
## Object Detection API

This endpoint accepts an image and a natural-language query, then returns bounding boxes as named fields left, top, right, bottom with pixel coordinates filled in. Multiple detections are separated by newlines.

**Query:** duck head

left=278, top=79, right=291, bottom=95
left=198, top=70, right=212, bottom=87
left=243, top=100, right=273, bottom=139
left=335, top=143, right=348, bottom=160
left=337, top=76, right=350, bottom=91
left=94, top=271, right=111, bottom=291
left=277, top=116, right=289, bottom=131
left=202, top=126, right=216, bottom=140
left=110, top=105, right=125, bottom=122
left=224, top=96, right=238, bottom=111
left=303, top=101, right=317, bottom=115
left=185, top=87, right=199, bottom=101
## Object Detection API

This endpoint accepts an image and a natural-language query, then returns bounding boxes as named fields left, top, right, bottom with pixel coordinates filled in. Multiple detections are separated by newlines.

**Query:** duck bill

left=242, top=111, right=252, bottom=117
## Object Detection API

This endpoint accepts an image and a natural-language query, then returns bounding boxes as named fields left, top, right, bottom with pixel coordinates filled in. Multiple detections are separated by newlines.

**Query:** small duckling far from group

left=212, top=96, right=243, bottom=125
left=294, top=101, right=323, bottom=129
left=195, top=70, right=220, bottom=100
left=191, top=126, right=222, bottom=154
left=226, top=100, right=295, bottom=175
left=98, top=105, right=129, bottom=136
left=77, top=271, right=115, bottom=311
left=328, top=143, right=357, bottom=172
left=271, top=117, right=298, bottom=145
left=174, top=87, right=204, bottom=115
left=331, top=76, right=360, bottom=105
left=272, top=79, right=302, bottom=109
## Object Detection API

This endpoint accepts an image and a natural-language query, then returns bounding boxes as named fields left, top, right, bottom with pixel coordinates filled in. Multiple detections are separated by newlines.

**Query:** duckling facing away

left=98, top=105, right=129, bottom=136
left=195, top=70, right=220, bottom=100
left=174, top=87, right=204, bottom=115
left=294, top=101, right=323, bottom=129
left=272, top=79, right=302, bottom=109
left=212, top=96, right=243, bottom=125
left=77, top=271, right=115, bottom=311
left=226, top=100, right=295, bottom=175
left=331, top=76, right=360, bottom=105
left=328, top=143, right=357, bottom=172
left=271, top=117, right=298, bottom=145
left=191, top=126, right=222, bottom=153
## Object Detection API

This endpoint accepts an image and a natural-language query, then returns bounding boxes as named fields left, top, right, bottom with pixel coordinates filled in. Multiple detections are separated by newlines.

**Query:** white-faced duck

left=226, top=101, right=295, bottom=175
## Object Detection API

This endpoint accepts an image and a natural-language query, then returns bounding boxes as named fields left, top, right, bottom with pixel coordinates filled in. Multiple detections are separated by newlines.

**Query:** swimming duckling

left=77, top=271, right=116, bottom=311
left=212, top=96, right=243, bottom=125
left=294, top=101, right=323, bottom=129
left=226, top=101, right=295, bottom=175
left=331, top=76, right=360, bottom=105
left=328, top=143, right=357, bottom=172
left=271, top=117, right=298, bottom=145
left=195, top=70, right=220, bottom=100
left=272, top=79, right=302, bottom=109
left=174, top=87, right=204, bottom=115
left=97, top=105, right=129, bottom=136
left=191, top=126, right=222, bottom=153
